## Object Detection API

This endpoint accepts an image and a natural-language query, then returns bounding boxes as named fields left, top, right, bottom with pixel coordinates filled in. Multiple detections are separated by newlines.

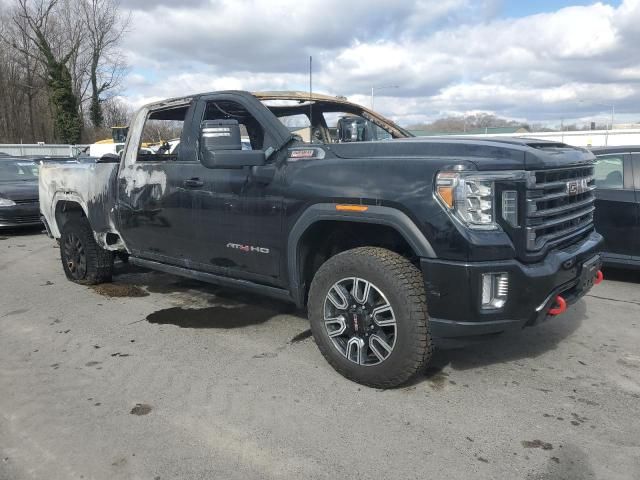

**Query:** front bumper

left=421, top=231, right=603, bottom=339
left=0, top=204, right=42, bottom=228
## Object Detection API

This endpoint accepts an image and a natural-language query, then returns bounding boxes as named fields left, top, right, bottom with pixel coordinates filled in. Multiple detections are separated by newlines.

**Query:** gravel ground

left=1, top=228, right=639, bottom=480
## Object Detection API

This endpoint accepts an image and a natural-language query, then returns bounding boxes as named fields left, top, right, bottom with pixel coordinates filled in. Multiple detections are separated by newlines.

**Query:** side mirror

left=201, top=119, right=242, bottom=151
left=97, top=153, right=120, bottom=163
left=199, top=119, right=265, bottom=168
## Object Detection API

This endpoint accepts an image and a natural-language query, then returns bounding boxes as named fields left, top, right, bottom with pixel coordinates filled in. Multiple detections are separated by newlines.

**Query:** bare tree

left=81, top=0, right=129, bottom=128
left=409, top=113, right=530, bottom=133
left=0, top=4, right=52, bottom=142
left=0, top=0, right=130, bottom=144
left=87, top=95, right=133, bottom=141
left=10, top=0, right=84, bottom=143
left=101, top=96, right=133, bottom=126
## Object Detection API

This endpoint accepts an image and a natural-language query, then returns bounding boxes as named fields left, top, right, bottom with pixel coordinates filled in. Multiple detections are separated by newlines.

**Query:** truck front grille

left=525, top=166, right=595, bottom=251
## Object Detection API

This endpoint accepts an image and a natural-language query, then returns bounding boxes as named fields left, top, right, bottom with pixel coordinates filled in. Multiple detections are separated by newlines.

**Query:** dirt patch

left=522, top=440, right=553, bottom=450
left=130, top=403, right=152, bottom=416
left=290, top=329, right=312, bottom=343
left=424, top=365, right=449, bottom=390
left=145, top=278, right=211, bottom=294
left=89, top=283, right=149, bottom=298
left=146, top=304, right=276, bottom=329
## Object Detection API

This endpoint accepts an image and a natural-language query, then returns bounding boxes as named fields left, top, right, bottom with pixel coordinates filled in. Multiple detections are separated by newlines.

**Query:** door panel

left=593, top=153, right=637, bottom=258
left=116, top=101, right=215, bottom=265
left=117, top=162, right=201, bottom=262
left=187, top=95, right=283, bottom=285
left=189, top=168, right=282, bottom=281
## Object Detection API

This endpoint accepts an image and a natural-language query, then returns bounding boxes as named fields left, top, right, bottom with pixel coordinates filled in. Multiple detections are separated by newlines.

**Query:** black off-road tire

left=308, top=247, right=432, bottom=388
left=60, top=218, right=114, bottom=285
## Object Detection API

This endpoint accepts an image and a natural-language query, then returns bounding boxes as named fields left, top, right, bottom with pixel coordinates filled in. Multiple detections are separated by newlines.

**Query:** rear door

left=593, top=152, right=637, bottom=263
left=116, top=102, right=207, bottom=264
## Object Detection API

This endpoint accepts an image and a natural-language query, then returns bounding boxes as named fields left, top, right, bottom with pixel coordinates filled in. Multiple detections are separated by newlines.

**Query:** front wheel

left=308, top=247, right=432, bottom=388
left=60, top=218, right=114, bottom=285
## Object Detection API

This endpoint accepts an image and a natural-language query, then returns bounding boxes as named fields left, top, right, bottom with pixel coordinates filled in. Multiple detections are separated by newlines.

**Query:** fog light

left=481, top=272, right=509, bottom=309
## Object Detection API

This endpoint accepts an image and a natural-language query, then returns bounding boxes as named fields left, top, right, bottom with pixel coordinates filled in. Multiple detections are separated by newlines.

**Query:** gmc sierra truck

left=39, top=91, right=604, bottom=388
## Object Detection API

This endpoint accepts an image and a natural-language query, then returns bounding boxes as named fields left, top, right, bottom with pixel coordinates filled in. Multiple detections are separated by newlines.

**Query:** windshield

left=0, top=160, right=39, bottom=181
left=259, top=97, right=411, bottom=144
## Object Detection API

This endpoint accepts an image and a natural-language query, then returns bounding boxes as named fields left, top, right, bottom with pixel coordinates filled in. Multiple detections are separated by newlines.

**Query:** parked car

left=39, top=90, right=603, bottom=388
left=0, top=157, right=42, bottom=228
left=591, top=146, right=640, bottom=269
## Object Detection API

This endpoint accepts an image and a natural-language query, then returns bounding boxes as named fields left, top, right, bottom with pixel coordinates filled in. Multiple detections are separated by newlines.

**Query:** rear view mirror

left=199, top=119, right=265, bottom=168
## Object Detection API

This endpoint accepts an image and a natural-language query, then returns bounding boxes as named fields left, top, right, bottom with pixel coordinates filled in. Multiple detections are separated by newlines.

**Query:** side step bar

left=129, top=257, right=293, bottom=304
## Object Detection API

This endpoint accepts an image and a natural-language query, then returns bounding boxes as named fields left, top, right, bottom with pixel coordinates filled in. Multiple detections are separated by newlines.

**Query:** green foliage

left=89, top=95, right=104, bottom=129
left=48, top=60, right=82, bottom=143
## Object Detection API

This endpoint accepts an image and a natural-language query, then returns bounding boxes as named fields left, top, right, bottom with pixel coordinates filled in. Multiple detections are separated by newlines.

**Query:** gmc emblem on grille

left=565, top=178, right=589, bottom=196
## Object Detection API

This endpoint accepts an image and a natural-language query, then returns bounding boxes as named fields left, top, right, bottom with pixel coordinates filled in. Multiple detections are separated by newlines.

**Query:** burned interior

left=256, top=93, right=411, bottom=144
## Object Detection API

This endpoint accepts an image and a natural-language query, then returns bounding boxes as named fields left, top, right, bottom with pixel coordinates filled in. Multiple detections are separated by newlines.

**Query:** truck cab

left=39, top=90, right=604, bottom=388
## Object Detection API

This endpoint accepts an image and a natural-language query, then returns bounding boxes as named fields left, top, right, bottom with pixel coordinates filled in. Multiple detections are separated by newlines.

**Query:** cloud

left=118, top=0, right=640, bottom=125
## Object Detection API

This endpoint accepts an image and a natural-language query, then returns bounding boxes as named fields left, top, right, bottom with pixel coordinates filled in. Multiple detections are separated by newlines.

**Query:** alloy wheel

left=63, top=232, right=87, bottom=280
left=323, top=277, right=396, bottom=366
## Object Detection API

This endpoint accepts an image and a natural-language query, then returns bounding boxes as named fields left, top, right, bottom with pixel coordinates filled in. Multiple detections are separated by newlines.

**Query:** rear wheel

left=60, top=218, right=114, bottom=285
left=308, top=247, right=432, bottom=388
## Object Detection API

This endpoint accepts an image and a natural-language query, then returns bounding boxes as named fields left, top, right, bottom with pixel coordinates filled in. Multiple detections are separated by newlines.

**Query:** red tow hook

left=595, top=270, right=604, bottom=285
left=548, top=295, right=567, bottom=316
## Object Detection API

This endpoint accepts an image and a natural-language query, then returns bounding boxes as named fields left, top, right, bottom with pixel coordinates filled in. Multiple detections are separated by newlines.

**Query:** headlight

left=0, top=197, right=16, bottom=207
left=435, top=170, right=524, bottom=230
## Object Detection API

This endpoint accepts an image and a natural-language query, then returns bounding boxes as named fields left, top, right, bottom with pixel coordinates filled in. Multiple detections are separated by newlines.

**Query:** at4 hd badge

left=226, top=243, right=270, bottom=254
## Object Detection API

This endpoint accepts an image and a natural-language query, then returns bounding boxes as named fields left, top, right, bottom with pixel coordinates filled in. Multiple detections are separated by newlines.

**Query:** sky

left=117, top=0, right=639, bottom=127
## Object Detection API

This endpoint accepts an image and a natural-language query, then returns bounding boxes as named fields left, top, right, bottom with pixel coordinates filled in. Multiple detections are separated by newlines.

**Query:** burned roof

left=140, top=90, right=411, bottom=138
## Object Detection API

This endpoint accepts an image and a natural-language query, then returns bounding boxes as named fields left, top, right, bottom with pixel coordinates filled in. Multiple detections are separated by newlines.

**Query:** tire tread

left=308, top=247, right=432, bottom=388
left=61, top=218, right=114, bottom=285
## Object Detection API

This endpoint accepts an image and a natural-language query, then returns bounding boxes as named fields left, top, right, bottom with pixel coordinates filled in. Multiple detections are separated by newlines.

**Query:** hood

left=0, top=179, right=39, bottom=201
left=326, top=137, right=595, bottom=171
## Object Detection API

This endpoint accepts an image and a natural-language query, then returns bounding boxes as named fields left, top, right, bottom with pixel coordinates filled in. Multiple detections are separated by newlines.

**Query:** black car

left=0, top=158, right=42, bottom=228
left=591, top=146, right=640, bottom=269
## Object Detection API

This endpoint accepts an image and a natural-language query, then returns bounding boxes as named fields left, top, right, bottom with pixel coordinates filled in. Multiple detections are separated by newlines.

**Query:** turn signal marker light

left=336, top=204, right=368, bottom=212
left=435, top=172, right=457, bottom=209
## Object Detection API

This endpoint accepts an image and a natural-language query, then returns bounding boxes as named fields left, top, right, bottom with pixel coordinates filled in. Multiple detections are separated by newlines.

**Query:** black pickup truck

left=39, top=91, right=603, bottom=388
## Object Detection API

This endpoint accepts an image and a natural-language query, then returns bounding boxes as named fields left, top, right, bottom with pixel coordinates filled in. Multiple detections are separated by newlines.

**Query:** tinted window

left=594, top=155, right=624, bottom=189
